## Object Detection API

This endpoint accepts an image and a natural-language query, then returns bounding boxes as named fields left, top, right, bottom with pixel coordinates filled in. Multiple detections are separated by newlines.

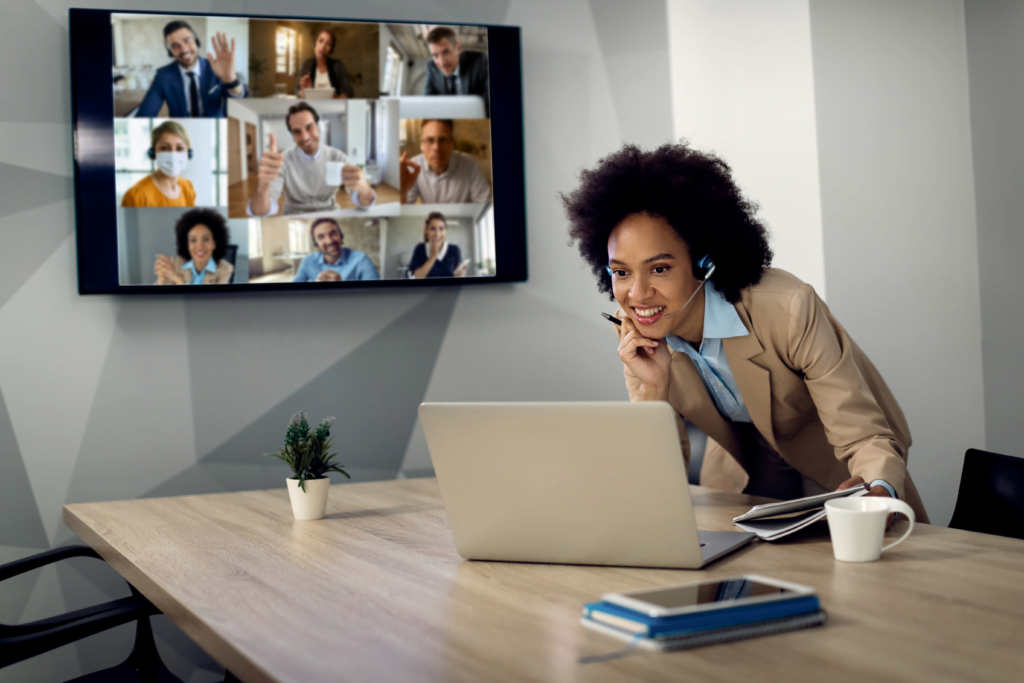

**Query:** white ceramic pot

left=286, top=477, right=330, bottom=520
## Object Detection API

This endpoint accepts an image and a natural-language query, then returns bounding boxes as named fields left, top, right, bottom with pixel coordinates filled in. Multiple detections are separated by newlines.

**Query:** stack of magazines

left=580, top=577, right=826, bottom=653
left=733, top=483, right=870, bottom=541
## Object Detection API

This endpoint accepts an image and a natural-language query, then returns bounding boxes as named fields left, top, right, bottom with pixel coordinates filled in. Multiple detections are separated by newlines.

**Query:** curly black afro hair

left=561, top=142, right=773, bottom=303
left=174, top=208, right=230, bottom=263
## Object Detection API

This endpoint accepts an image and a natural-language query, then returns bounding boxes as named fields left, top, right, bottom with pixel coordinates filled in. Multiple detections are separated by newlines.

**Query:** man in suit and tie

left=136, top=20, right=247, bottom=119
left=423, top=26, right=489, bottom=116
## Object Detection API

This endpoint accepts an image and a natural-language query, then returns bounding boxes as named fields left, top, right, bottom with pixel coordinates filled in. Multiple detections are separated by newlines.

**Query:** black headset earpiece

left=165, top=32, right=200, bottom=58
left=147, top=148, right=194, bottom=160
left=692, top=254, right=716, bottom=281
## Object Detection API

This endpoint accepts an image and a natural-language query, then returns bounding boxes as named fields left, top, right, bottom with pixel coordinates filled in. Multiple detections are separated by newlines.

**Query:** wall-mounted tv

left=70, top=8, right=526, bottom=293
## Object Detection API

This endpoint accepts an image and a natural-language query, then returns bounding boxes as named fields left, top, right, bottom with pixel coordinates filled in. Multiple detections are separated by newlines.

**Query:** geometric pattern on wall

left=0, top=0, right=70, bottom=126
left=148, top=287, right=460, bottom=497
left=0, top=385, right=49, bottom=550
left=0, top=0, right=669, bottom=678
left=0, top=199, right=75, bottom=311
left=183, top=289, right=433, bottom=460
left=0, top=163, right=72, bottom=221
left=197, top=288, right=459, bottom=470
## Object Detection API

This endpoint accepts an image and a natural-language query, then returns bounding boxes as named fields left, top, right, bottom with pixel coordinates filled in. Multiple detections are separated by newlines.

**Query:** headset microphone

left=664, top=258, right=715, bottom=319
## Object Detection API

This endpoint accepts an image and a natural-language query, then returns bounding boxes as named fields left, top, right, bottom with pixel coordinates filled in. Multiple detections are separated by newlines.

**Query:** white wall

left=379, top=98, right=401, bottom=187
left=964, top=0, right=1024, bottom=456
left=809, top=0, right=985, bottom=525
left=113, top=15, right=208, bottom=71
left=346, top=99, right=369, bottom=165
left=205, top=17, right=249, bottom=85
left=230, top=102, right=259, bottom=182
left=379, top=23, right=396, bottom=93
left=667, top=0, right=826, bottom=297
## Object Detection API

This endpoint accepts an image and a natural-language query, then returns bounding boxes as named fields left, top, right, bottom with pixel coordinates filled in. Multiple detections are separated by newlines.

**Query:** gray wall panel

left=809, top=0, right=985, bottom=525
left=0, top=200, right=74, bottom=309
left=589, top=0, right=674, bottom=149
left=63, top=298, right=197, bottom=511
left=201, top=289, right=458, bottom=480
left=184, top=288, right=430, bottom=458
left=0, top=0, right=71, bottom=124
left=0, top=387, right=48, bottom=549
left=964, top=0, right=1024, bottom=457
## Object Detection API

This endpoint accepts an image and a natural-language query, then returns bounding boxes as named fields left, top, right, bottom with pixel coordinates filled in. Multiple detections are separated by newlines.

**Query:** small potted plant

left=266, top=412, right=350, bottom=520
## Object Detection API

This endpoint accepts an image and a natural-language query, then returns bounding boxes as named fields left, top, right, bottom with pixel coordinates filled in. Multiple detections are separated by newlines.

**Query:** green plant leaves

left=266, top=413, right=350, bottom=486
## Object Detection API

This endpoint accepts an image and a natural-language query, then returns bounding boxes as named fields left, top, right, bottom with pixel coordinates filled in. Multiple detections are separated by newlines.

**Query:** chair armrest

left=0, top=546, right=101, bottom=582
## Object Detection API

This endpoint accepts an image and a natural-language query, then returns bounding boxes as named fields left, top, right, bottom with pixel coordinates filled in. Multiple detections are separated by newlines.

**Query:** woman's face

left=607, top=212, right=702, bottom=338
left=425, top=219, right=447, bottom=244
left=315, top=32, right=333, bottom=58
left=155, top=132, right=188, bottom=155
left=188, top=224, right=216, bottom=265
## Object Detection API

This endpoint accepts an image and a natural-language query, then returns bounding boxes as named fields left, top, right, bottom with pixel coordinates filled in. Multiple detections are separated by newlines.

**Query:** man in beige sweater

left=249, top=102, right=375, bottom=216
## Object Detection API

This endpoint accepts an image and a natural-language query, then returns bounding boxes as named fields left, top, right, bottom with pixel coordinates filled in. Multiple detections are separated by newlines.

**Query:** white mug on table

left=825, top=497, right=916, bottom=562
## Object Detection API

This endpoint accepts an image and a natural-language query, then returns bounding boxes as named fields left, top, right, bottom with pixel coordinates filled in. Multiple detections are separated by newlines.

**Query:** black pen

left=601, top=312, right=622, bottom=326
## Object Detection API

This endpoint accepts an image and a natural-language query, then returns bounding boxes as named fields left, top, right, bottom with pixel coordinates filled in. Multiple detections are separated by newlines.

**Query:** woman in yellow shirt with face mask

left=121, top=120, right=197, bottom=207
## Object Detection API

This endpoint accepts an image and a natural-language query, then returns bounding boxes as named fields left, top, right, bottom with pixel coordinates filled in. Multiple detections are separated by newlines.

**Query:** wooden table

left=63, top=479, right=1024, bottom=683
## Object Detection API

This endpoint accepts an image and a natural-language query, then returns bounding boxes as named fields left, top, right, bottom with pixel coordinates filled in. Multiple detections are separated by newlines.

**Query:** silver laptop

left=419, top=401, right=755, bottom=569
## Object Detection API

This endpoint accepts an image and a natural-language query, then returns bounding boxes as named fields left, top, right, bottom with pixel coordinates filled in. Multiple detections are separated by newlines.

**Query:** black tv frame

left=70, top=8, right=527, bottom=294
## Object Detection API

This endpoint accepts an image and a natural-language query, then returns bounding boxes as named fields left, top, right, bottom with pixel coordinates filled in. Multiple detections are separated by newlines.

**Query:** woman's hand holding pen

left=616, top=317, right=671, bottom=401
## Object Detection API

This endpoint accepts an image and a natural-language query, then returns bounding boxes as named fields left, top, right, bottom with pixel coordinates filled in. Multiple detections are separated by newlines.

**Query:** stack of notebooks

left=581, top=594, right=826, bottom=652
left=732, top=483, right=870, bottom=541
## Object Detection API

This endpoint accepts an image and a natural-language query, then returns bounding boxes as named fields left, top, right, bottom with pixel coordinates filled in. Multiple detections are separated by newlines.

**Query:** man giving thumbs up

left=247, top=102, right=376, bottom=216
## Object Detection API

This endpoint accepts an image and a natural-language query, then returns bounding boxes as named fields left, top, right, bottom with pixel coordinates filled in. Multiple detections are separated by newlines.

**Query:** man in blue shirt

left=293, top=218, right=379, bottom=282
left=136, top=20, right=247, bottom=118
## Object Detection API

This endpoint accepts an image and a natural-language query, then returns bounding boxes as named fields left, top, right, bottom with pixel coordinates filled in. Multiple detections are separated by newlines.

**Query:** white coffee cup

left=824, top=497, right=915, bottom=562
left=325, top=161, right=343, bottom=187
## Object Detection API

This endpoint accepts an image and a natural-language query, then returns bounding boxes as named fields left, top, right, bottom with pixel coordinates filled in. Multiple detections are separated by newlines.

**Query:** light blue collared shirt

left=293, top=248, right=380, bottom=282
left=665, top=282, right=752, bottom=424
left=183, top=258, right=217, bottom=285
left=665, top=283, right=896, bottom=499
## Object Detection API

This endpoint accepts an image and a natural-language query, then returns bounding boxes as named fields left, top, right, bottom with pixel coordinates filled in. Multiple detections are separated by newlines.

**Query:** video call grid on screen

left=71, top=9, right=526, bottom=293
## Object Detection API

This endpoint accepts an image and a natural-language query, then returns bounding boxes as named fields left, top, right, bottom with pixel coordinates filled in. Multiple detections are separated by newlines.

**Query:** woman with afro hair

left=563, top=142, right=927, bottom=523
left=154, top=208, right=235, bottom=285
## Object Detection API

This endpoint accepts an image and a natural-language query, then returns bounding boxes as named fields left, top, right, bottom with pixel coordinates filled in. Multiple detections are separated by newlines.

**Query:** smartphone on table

left=601, top=575, right=815, bottom=618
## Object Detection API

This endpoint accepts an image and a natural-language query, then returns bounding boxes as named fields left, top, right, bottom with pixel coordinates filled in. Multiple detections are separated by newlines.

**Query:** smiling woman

left=121, top=121, right=196, bottom=208
left=561, top=142, right=929, bottom=522
left=154, top=208, right=234, bottom=285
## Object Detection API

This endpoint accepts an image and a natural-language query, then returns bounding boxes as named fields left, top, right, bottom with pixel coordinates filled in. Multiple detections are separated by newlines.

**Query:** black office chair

left=948, top=448, right=1024, bottom=540
left=222, top=244, right=239, bottom=284
left=0, top=545, right=182, bottom=682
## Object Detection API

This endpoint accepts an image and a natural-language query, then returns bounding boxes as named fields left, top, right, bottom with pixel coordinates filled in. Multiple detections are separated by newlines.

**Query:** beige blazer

left=158, top=256, right=234, bottom=285
left=616, top=268, right=928, bottom=522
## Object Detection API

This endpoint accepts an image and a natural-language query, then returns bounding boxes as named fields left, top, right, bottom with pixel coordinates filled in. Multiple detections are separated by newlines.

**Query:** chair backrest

left=223, top=244, right=238, bottom=284
left=948, top=448, right=1024, bottom=540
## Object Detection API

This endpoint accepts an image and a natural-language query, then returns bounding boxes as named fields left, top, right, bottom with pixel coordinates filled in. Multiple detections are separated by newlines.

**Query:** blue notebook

left=580, top=609, right=828, bottom=656
left=582, top=595, right=821, bottom=638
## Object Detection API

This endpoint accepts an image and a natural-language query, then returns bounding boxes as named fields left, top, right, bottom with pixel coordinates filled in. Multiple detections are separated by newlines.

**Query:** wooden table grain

left=63, top=479, right=1024, bottom=683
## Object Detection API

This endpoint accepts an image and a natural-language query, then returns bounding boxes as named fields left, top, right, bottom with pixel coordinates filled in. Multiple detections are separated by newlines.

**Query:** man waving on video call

left=136, top=20, right=247, bottom=118
left=563, top=142, right=929, bottom=525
